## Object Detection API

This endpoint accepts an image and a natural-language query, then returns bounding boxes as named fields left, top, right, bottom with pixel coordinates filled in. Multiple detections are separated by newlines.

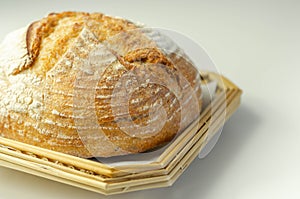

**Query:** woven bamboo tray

left=0, top=72, right=242, bottom=195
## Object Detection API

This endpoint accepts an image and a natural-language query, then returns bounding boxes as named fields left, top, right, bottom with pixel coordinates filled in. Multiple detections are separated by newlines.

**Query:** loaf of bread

left=0, top=12, right=202, bottom=158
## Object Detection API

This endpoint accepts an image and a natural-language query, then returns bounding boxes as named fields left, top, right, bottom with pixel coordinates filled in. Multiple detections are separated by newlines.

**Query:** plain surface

left=0, top=0, right=300, bottom=199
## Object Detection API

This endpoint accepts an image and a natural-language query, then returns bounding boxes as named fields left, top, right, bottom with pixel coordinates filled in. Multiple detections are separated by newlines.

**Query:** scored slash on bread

left=0, top=12, right=202, bottom=158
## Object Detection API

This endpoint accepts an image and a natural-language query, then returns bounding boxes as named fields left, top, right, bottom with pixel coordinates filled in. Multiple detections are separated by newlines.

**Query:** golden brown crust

left=0, top=11, right=202, bottom=158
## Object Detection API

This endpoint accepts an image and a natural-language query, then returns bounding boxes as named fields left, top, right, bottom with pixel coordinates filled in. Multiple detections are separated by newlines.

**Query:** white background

left=0, top=0, right=300, bottom=199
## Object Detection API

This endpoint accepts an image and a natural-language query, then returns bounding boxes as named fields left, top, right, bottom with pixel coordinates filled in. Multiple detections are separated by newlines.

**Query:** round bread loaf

left=0, top=12, right=202, bottom=157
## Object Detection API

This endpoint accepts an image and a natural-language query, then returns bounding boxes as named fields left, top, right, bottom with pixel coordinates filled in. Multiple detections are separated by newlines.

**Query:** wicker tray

left=0, top=72, right=242, bottom=195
